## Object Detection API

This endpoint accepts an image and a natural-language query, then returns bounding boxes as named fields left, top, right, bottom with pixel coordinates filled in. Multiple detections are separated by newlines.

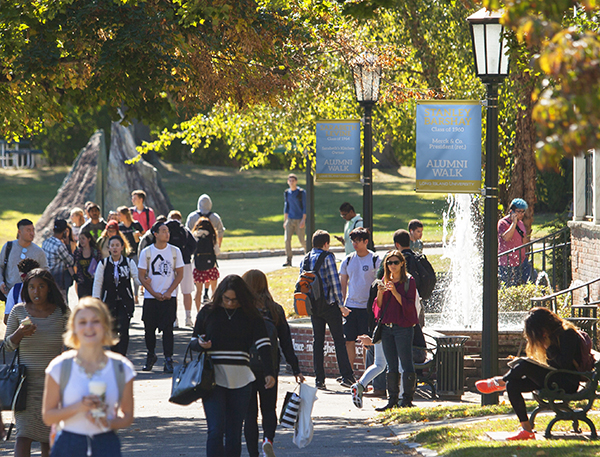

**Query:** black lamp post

left=351, top=52, right=381, bottom=250
left=467, top=8, right=510, bottom=406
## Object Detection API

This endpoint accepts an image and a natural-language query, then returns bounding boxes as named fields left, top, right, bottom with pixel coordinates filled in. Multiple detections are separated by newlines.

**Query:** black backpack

left=166, top=220, right=186, bottom=251
left=249, top=315, right=279, bottom=374
left=194, top=235, right=216, bottom=271
left=404, top=251, right=436, bottom=300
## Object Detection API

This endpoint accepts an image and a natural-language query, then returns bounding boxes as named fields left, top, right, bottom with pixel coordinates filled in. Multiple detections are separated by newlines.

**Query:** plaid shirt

left=300, top=248, right=343, bottom=306
left=42, top=236, right=74, bottom=272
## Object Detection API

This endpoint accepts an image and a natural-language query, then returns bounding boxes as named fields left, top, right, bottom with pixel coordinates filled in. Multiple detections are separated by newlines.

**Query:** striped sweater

left=192, top=305, right=275, bottom=378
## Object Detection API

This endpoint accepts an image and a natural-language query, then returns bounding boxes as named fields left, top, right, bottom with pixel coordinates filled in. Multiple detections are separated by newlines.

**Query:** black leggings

left=503, top=359, right=579, bottom=422
left=244, top=376, right=279, bottom=457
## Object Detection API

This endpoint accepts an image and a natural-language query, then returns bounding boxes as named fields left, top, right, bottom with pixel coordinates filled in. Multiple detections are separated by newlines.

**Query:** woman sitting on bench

left=476, top=307, right=584, bottom=440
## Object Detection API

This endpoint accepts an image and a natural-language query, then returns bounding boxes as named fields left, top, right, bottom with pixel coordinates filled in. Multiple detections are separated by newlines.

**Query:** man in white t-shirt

left=138, top=222, right=184, bottom=373
left=339, top=227, right=381, bottom=369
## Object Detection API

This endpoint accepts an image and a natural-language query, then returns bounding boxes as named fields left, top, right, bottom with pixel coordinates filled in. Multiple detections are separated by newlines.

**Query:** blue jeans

left=202, top=383, right=252, bottom=457
left=381, top=324, right=414, bottom=375
left=50, top=430, right=121, bottom=457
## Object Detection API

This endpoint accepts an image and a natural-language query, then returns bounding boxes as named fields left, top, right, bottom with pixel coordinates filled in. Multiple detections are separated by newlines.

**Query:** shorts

left=178, top=263, right=194, bottom=294
left=142, top=297, right=177, bottom=332
left=343, top=308, right=369, bottom=342
left=193, top=267, right=220, bottom=284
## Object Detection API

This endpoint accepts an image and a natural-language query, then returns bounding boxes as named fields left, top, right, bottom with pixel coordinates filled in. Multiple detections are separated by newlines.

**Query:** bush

left=498, top=283, right=552, bottom=313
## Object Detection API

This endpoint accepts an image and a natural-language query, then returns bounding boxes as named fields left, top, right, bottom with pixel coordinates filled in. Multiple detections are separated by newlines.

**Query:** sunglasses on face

left=386, top=260, right=401, bottom=266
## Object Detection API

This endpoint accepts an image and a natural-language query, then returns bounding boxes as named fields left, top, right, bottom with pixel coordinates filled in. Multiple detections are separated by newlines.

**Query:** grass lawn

left=0, top=163, right=559, bottom=250
left=408, top=416, right=600, bottom=456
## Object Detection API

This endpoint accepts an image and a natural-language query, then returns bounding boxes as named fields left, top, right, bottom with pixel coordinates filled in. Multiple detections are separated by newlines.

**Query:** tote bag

left=169, top=343, right=215, bottom=405
left=0, top=344, right=27, bottom=412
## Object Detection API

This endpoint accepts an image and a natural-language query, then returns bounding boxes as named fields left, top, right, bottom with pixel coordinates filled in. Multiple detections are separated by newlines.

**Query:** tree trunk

left=508, top=70, right=537, bottom=236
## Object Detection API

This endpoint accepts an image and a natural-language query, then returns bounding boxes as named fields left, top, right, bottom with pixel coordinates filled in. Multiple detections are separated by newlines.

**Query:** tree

left=0, top=0, right=324, bottom=138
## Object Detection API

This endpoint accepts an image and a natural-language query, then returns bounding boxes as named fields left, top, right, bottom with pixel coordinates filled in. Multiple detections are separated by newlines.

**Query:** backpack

left=405, top=251, right=436, bottom=300
left=575, top=329, right=595, bottom=372
left=130, top=206, right=151, bottom=231
left=294, top=251, right=329, bottom=316
left=249, top=315, right=279, bottom=374
left=166, top=220, right=187, bottom=251
left=194, top=234, right=216, bottom=271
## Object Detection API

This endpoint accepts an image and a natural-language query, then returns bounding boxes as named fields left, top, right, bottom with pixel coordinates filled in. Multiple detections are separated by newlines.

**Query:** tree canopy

left=0, top=0, right=326, bottom=138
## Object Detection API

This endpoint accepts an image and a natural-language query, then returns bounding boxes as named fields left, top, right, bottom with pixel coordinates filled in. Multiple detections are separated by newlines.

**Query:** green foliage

left=535, top=158, right=573, bottom=213
left=498, top=283, right=552, bottom=313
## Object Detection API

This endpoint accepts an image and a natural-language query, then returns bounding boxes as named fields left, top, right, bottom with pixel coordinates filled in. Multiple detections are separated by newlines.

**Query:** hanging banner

left=315, top=120, right=361, bottom=182
left=415, top=101, right=482, bottom=193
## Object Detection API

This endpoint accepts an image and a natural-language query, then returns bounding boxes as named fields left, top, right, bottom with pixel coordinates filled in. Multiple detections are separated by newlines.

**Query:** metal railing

left=498, top=227, right=571, bottom=291
left=530, top=276, right=600, bottom=347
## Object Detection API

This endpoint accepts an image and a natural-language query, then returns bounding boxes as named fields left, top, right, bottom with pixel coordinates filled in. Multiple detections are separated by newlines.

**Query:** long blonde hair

left=64, top=297, right=118, bottom=349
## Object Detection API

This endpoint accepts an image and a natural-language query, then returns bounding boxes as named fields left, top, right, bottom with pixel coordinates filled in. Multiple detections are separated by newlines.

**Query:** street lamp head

left=351, top=52, right=382, bottom=105
left=467, top=8, right=510, bottom=84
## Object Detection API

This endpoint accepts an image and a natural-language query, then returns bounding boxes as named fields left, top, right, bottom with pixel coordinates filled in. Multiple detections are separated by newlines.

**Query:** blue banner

left=316, top=120, right=361, bottom=182
left=415, top=101, right=482, bottom=193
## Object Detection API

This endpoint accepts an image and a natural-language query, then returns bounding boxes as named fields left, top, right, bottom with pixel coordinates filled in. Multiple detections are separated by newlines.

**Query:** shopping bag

left=293, top=382, right=317, bottom=448
left=279, top=390, right=301, bottom=428
left=169, top=343, right=215, bottom=405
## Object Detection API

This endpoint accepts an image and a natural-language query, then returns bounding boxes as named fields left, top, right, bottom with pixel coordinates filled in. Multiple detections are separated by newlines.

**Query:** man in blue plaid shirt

left=42, top=219, right=75, bottom=300
left=300, top=230, right=355, bottom=390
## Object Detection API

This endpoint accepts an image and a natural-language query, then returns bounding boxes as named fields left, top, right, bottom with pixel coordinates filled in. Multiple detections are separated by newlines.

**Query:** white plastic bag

left=293, top=382, right=318, bottom=448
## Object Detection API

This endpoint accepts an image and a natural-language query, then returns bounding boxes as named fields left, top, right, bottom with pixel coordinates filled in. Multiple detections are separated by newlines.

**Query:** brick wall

left=289, top=321, right=366, bottom=378
left=569, top=221, right=600, bottom=289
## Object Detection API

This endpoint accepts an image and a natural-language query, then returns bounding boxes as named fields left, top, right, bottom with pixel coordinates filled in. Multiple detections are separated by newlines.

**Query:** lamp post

left=351, top=52, right=382, bottom=250
left=467, top=8, right=510, bottom=406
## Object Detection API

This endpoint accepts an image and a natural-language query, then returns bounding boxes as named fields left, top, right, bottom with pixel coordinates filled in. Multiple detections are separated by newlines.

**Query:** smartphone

left=374, top=279, right=385, bottom=287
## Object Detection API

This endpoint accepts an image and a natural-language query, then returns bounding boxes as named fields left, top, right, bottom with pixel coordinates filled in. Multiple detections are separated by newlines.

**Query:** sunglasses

left=386, top=260, right=401, bottom=266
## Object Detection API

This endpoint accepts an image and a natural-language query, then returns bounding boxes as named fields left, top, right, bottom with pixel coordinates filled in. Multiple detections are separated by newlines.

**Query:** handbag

left=279, top=385, right=301, bottom=428
left=169, top=342, right=215, bottom=405
left=0, top=343, right=27, bottom=412
left=293, top=382, right=318, bottom=449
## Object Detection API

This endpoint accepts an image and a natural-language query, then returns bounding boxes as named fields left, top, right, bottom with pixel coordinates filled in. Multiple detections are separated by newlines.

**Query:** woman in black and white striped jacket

left=191, top=275, right=275, bottom=457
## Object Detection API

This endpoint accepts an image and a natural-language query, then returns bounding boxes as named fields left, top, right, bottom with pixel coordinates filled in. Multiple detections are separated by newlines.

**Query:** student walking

left=282, top=174, right=306, bottom=267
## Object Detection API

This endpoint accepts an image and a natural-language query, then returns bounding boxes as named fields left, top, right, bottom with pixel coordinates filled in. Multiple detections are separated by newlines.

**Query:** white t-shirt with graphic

left=339, top=251, right=381, bottom=309
left=138, top=244, right=184, bottom=298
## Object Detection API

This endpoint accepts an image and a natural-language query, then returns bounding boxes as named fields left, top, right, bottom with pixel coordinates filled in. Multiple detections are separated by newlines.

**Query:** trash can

left=434, top=335, right=469, bottom=400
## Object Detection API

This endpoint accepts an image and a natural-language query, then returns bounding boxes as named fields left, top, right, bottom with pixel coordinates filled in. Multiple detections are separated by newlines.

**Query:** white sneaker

left=262, top=438, right=276, bottom=457
left=173, top=318, right=179, bottom=329
left=185, top=317, right=194, bottom=328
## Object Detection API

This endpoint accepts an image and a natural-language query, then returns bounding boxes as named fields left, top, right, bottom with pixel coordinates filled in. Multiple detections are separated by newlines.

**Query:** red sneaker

left=506, top=429, right=535, bottom=441
left=475, top=377, right=505, bottom=394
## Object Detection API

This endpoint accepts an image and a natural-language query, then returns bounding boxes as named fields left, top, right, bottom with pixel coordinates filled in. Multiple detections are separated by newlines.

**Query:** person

left=80, top=202, right=107, bottom=242
left=498, top=198, right=532, bottom=286
left=138, top=221, right=184, bottom=373
left=117, top=206, right=143, bottom=303
left=97, top=220, right=132, bottom=260
left=408, top=219, right=424, bottom=255
left=339, top=227, right=380, bottom=369
left=4, top=268, right=70, bottom=457
left=64, top=223, right=77, bottom=254
left=185, top=193, right=226, bottom=248
left=375, top=250, right=418, bottom=411
left=137, top=215, right=167, bottom=257
left=192, top=217, right=220, bottom=309
left=107, top=211, right=119, bottom=223
left=117, top=206, right=143, bottom=258
left=393, top=229, right=426, bottom=326
left=42, top=297, right=135, bottom=456
left=92, top=236, right=140, bottom=356
left=4, top=258, right=40, bottom=324
left=73, top=231, right=102, bottom=298
left=241, top=269, right=305, bottom=457
left=69, top=207, right=86, bottom=243
left=301, top=230, right=355, bottom=389
left=190, top=275, right=276, bottom=457
left=334, top=202, right=363, bottom=256
left=282, top=174, right=306, bottom=267
left=131, top=189, right=156, bottom=234
left=0, top=218, right=47, bottom=300
left=42, top=218, right=75, bottom=300
left=475, top=307, right=584, bottom=440
left=166, top=210, right=197, bottom=328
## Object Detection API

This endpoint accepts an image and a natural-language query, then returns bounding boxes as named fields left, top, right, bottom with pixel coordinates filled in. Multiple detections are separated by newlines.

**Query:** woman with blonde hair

left=374, top=250, right=418, bottom=411
left=476, top=307, right=586, bottom=440
left=242, top=269, right=304, bottom=457
left=42, top=297, right=135, bottom=456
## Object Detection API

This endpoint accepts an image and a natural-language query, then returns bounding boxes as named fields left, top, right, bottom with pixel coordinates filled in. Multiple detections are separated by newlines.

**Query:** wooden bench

left=529, top=359, right=600, bottom=439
